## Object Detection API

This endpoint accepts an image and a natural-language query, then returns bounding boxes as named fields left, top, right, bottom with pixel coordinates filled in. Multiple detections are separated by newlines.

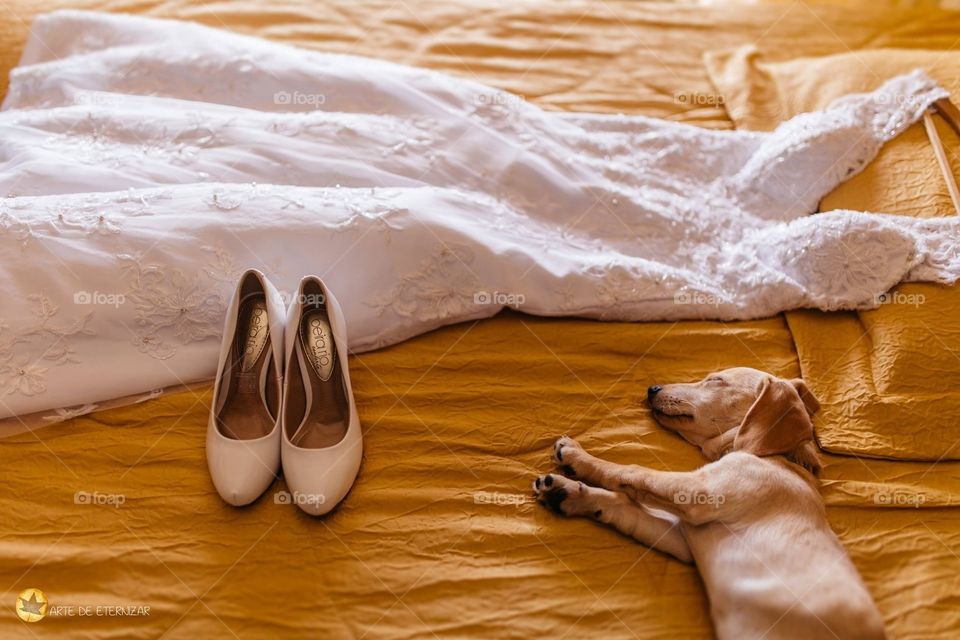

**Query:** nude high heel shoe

left=206, top=269, right=285, bottom=506
left=280, top=277, right=362, bottom=516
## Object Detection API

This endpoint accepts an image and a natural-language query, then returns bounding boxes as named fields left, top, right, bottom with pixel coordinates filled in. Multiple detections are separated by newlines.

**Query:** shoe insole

left=290, top=308, right=349, bottom=449
left=217, top=296, right=278, bottom=440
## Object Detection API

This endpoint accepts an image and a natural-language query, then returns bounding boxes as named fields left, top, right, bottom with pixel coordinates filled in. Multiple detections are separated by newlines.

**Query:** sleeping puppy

left=533, top=367, right=885, bottom=640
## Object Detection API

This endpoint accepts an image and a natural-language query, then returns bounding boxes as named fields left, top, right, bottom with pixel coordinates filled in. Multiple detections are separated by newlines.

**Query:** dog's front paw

left=532, top=474, right=594, bottom=517
left=553, top=436, right=582, bottom=463
left=553, top=436, right=583, bottom=475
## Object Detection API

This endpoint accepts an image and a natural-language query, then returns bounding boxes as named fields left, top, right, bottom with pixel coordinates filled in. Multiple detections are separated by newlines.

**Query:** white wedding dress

left=0, top=10, right=957, bottom=422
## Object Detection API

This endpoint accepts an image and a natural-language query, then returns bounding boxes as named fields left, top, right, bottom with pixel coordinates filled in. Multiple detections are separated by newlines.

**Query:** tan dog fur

left=533, top=367, right=885, bottom=640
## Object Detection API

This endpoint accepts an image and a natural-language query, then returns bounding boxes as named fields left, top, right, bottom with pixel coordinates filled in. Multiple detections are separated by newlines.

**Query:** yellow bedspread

left=1, top=2, right=959, bottom=639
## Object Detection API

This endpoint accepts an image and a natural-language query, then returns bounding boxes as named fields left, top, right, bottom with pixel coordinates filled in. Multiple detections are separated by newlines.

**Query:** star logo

left=16, top=588, right=47, bottom=623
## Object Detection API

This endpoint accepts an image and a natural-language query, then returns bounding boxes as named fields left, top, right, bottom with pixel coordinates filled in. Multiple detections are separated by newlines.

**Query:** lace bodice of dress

left=728, top=71, right=948, bottom=220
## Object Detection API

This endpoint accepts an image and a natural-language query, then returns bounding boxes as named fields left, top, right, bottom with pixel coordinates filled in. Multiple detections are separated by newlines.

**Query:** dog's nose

left=647, top=385, right=662, bottom=401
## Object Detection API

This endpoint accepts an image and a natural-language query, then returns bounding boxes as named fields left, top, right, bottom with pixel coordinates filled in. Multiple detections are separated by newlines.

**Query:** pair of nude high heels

left=205, top=270, right=361, bottom=516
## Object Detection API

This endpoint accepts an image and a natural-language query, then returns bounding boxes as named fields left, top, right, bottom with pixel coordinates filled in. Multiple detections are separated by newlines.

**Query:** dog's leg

left=532, top=473, right=692, bottom=563
left=552, top=436, right=725, bottom=526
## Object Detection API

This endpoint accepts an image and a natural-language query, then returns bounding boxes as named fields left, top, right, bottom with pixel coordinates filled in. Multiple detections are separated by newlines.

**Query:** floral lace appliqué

left=369, top=244, right=482, bottom=321
left=0, top=293, right=95, bottom=396
left=120, top=254, right=226, bottom=360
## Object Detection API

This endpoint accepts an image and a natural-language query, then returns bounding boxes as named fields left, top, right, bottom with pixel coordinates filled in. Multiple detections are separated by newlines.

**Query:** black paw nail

left=535, top=477, right=541, bottom=489
left=544, top=474, right=554, bottom=487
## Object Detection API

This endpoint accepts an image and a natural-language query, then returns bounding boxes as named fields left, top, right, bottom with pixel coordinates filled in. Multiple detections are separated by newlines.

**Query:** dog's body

left=534, top=367, right=885, bottom=640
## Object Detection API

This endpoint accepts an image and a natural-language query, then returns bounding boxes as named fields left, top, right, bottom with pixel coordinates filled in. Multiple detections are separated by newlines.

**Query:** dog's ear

left=789, top=378, right=820, bottom=416
left=734, top=377, right=815, bottom=457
